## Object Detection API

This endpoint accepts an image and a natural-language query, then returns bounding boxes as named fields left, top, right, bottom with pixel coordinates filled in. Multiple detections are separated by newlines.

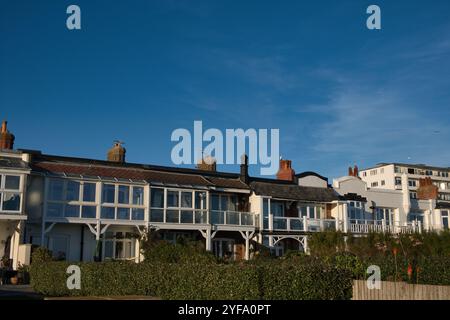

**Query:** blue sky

left=1, top=0, right=449, bottom=179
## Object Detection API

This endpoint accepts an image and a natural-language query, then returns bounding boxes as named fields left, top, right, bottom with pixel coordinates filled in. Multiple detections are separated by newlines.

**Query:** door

left=442, top=211, right=449, bottom=230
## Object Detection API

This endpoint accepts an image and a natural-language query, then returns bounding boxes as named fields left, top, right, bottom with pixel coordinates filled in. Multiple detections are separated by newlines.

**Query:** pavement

left=0, top=285, right=43, bottom=300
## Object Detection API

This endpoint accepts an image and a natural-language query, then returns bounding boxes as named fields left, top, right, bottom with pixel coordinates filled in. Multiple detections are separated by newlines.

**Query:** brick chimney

left=197, top=155, right=216, bottom=171
left=276, top=159, right=295, bottom=182
left=240, top=154, right=249, bottom=184
left=348, top=165, right=359, bottom=177
left=107, top=141, right=126, bottom=163
left=417, top=177, right=438, bottom=200
left=0, top=121, right=15, bottom=150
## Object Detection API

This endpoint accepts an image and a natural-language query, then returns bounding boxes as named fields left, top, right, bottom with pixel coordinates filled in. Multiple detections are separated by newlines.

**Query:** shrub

left=30, top=258, right=352, bottom=299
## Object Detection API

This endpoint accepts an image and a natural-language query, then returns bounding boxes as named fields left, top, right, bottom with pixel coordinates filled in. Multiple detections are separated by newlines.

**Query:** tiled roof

left=250, top=180, right=339, bottom=202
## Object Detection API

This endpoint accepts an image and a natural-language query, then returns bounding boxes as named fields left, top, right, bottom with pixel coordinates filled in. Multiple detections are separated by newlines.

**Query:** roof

left=0, top=156, right=30, bottom=171
left=361, top=162, right=450, bottom=172
left=250, top=179, right=339, bottom=202
left=30, top=154, right=248, bottom=190
left=295, top=171, right=328, bottom=182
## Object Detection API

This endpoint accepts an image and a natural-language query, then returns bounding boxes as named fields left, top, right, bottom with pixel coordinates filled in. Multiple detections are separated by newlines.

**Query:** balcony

left=149, top=209, right=257, bottom=228
left=271, top=216, right=337, bottom=232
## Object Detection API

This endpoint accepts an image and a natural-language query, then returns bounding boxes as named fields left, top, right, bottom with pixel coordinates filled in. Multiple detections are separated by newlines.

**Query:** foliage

left=30, top=254, right=352, bottom=299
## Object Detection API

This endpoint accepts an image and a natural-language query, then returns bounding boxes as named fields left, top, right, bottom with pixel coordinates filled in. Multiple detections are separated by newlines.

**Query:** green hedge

left=30, top=260, right=352, bottom=299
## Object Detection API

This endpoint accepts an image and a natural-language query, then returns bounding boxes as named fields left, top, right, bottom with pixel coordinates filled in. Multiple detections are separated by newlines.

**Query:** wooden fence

left=352, top=280, right=450, bottom=300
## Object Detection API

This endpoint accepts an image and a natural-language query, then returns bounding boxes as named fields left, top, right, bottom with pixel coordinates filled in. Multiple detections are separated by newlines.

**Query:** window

left=151, top=188, right=164, bottom=208
left=380, top=168, right=384, bottom=174
left=263, top=198, right=269, bottom=229
left=101, top=207, right=115, bottom=219
left=410, top=192, right=417, bottom=199
left=118, top=185, right=129, bottom=204
left=167, top=191, right=179, bottom=207
left=131, top=208, right=144, bottom=220
left=2, top=193, right=21, bottom=211
left=181, top=192, right=192, bottom=208
left=408, top=180, right=417, bottom=187
left=408, top=212, right=424, bottom=223
left=81, top=206, right=96, bottom=218
left=442, top=211, right=449, bottom=230
left=5, top=176, right=20, bottom=190
left=47, top=203, right=63, bottom=217
left=371, top=182, right=379, bottom=187
left=66, top=181, right=80, bottom=201
left=349, top=202, right=365, bottom=222
left=362, top=172, right=367, bottom=177
left=375, top=208, right=393, bottom=224
left=425, top=170, right=433, bottom=176
left=381, top=180, right=385, bottom=186
left=48, top=179, right=64, bottom=201
left=408, top=168, right=415, bottom=174
left=83, top=183, right=96, bottom=202
left=270, top=201, right=284, bottom=218
left=395, top=177, right=402, bottom=186
left=117, top=208, right=130, bottom=220
left=65, top=205, right=80, bottom=217
left=132, top=187, right=144, bottom=205
left=102, top=184, right=115, bottom=203
left=102, top=232, right=136, bottom=261
left=370, top=170, right=377, bottom=176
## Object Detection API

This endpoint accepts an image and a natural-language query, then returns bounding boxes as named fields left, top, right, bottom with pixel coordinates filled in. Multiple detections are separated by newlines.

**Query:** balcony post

left=418, top=220, right=422, bottom=234
left=382, top=218, right=386, bottom=233
left=342, top=203, right=349, bottom=233
left=239, top=212, right=242, bottom=226
left=224, top=210, right=227, bottom=225
left=303, top=216, right=308, bottom=232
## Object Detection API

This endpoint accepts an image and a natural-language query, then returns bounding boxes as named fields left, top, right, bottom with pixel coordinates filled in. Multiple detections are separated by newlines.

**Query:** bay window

left=100, top=184, right=145, bottom=221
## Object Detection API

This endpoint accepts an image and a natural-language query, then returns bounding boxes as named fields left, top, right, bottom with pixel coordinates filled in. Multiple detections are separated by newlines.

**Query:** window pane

left=117, top=207, right=130, bottom=220
left=149, top=209, right=163, bottom=222
left=66, top=181, right=80, bottom=201
left=101, top=207, right=115, bottom=219
left=211, top=195, right=220, bottom=210
left=180, top=210, right=193, bottom=223
left=65, top=205, right=80, bottom=217
left=81, top=206, right=96, bottom=218
left=48, top=179, right=64, bottom=201
left=132, top=187, right=144, bottom=205
left=220, top=196, right=228, bottom=211
left=118, top=186, right=129, bottom=204
left=166, top=210, right=179, bottom=223
left=150, top=188, right=164, bottom=208
left=102, top=184, right=115, bottom=203
left=2, top=193, right=20, bottom=211
left=83, top=183, right=96, bottom=202
left=5, top=176, right=20, bottom=190
left=47, top=203, right=63, bottom=217
left=131, top=208, right=144, bottom=220
left=195, top=192, right=206, bottom=209
left=104, top=241, right=114, bottom=259
left=167, top=191, right=178, bottom=207
left=181, top=192, right=192, bottom=208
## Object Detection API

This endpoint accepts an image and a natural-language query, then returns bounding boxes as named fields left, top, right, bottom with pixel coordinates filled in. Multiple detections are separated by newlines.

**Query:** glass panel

left=263, top=199, right=269, bottom=217
left=211, top=210, right=224, bottom=224
left=195, top=192, right=206, bottom=209
left=273, top=218, right=287, bottom=230
left=227, top=211, right=239, bottom=225
left=101, top=207, right=115, bottom=219
left=149, top=209, right=163, bottom=222
left=180, top=210, right=193, bottom=223
left=65, top=205, right=80, bottom=217
left=66, top=181, right=80, bottom=201
left=228, top=195, right=238, bottom=211
left=167, top=191, right=179, bottom=207
left=166, top=210, right=179, bottom=223
left=181, top=192, right=192, bottom=208
left=271, top=201, right=284, bottom=217
left=81, top=206, right=96, bottom=218
left=104, top=241, right=114, bottom=259
left=263, top=217, right=268, bottom=229
left=83, top=183, right=96, bottom=202
left=47, top=203, right=63, bottom=217
left=220, top=196, right=228, bottom=211
left=132, top=187, right=144, bottom=205
left=150, top=188, right=164, bottom=208
left=211, top=195, right=220, bottom=210
left=102, top=184, right=115, bottom=203
left=241, top=213, right=253, bottom=226
left=194, top=210, right=207, bottom=223
left=118, top=186, right=130, bottom=204
left=2, top=193, right=20, bottom=211
left=48, top=179, right=64, bottom=201
left=117, top=208, right=130, bottom=220
left=299, top=205, right=307, bottom=217
left=131, top=208, right=144, bottom=221
left=5, top=176, right=20, bottom=190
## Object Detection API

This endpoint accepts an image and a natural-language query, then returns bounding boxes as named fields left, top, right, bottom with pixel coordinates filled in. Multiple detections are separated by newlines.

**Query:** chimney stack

left=348, top=165, right=359, bottom=177
left=240, top=154, right=249, bottom=184
left=276, top=159, right=295, bottom=182
left=107, top=141, right=126, bottom=163
left=197, top=155, right=216, bottom=171
left=0, top=120, right=15, bottom=150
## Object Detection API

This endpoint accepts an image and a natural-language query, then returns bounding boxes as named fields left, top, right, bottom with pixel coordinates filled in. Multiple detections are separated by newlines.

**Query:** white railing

left=272, top=217, right=304, bottom=231
left=349, top=219, right=422, bottom=234
left=210, top=210, right=256, bottom=226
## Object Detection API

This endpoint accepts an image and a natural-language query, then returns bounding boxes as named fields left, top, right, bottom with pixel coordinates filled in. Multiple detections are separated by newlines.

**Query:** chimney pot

left=276, top=159, right=295, bottom=181
left=0, top=120, right=15, bottom=150
left=107, top=141, right=126, bottom=163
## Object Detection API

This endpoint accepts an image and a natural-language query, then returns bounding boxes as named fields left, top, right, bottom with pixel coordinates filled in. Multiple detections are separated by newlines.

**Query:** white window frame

left=0, top=174, right=23, bottom=213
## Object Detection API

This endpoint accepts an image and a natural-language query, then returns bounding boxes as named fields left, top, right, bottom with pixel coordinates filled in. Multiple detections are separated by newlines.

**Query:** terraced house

left=0, top=121, right=448, bottom=269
